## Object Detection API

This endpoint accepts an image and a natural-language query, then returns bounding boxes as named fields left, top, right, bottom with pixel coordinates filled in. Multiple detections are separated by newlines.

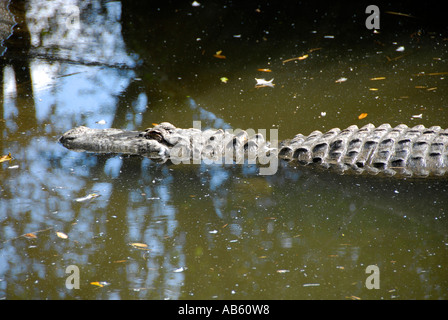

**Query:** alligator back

left=278, top=123, right=448, bottom=178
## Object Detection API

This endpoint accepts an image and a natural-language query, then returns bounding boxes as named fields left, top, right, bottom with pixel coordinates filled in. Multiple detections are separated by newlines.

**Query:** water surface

left=1, top=0, right=447, bottom=299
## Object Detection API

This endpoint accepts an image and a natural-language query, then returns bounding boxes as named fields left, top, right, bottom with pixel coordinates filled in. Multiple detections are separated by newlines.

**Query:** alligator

left=59, top=122, right=448, bottom=178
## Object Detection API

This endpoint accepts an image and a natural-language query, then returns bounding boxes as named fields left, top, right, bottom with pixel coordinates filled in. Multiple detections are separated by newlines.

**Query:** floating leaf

left=0, top=153, right=12, bottom=163
left=369, top=88, right=379, bottom=91
left=358, top=113, right=368, bottom=120
left=213, top=50, right=226, bottom=59
left=56, top=231, right=68, bottom=239
left=335, top=77, right=347, bottom=83
left=369, top=77, right=386, bottom=81
left=24, top=233, right=37, bottom=239
left=257, top=68, right=272, bottom=72
left=276, top=269, right=290, bottom=273
left=220, top=77, right=229, bottom=83
left=90, top=281, right=110, bottom=288
left=130, top=242, right=149, bottom=250
left=75, top=193, right=100, bottom=202
left=255, top=78, right=275, bottom=88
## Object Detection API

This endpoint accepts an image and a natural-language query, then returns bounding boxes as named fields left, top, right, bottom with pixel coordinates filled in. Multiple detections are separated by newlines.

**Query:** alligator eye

left=148, top=131, right=163, bottom=142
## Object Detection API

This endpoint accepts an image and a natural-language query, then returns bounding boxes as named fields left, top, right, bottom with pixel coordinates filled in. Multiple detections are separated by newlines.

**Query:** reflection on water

left=1, top=0, right=448, bottom=299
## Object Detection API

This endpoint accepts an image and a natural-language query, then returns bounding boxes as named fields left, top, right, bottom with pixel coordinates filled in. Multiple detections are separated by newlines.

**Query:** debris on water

left=191, top=1, right=200, bottom=7
left=174, top=267, right=185, bottom=273
left=358, top=113, right=368, bottom=120
left=90, top=281, right=110, bottom=288
left=370, top=77, right=386, bottom=81
left=0, top=152, right=12, bottom=163
left=412, top=113, right=423, bottom=118
left=220, top=77, right=229, bottom=83
left=75, top=193, right=100, bottom=202
left=335, top=77, right=347, bottom=83
left=303, top=283, right=320, bottom=287
left=276, top=269, right=290, bottom=273
left=56, top=231, right=68, bottom=239
left=129, top=242, right=149, bottom=250
left=396, top=46, right=405, bottom=52
left=213, top=50, right=226, bottom=59
left=255, top=78, right=275, bottom=88
left=24, top=233, right=37, bottom=239
left=95, top=119, right=107, bottom=125
left=282, top=54, right=308, bottom=64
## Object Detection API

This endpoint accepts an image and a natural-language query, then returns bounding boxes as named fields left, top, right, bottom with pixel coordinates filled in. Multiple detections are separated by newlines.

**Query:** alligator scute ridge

left=59, top=122, right=448, bottom=178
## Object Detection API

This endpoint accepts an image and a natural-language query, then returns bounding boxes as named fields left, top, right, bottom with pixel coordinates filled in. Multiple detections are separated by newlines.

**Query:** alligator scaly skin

left=278, top=123, right=448, bottom=177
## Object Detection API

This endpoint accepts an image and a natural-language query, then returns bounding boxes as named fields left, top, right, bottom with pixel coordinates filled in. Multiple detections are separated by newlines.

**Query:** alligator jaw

left=59, top=126, right=171, bottom=158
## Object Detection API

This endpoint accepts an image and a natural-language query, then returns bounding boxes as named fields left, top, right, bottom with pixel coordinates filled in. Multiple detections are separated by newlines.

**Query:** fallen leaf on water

left=113, top=260, right=127, bottom=263
left=129, top=242, right=149, bottom=250
left=276, top=269, right=290, bottom=273
left=255, top=78, right=275, bottom=88
left=90, top=281, right=110, bottom=288
left=213, top=50, right=226, bottom=59
left=24, top=233, right=37, bottom=239
left=220, top=77, right=229, bottom=83
left=75, top=193, right=100, bottom=202
left=257, top=68, right=272, bottom=72
left=358, top=113, right=368, bottom=120
left=346, top=295, right=362, bottom=300
left=369, top=88, right=379, bottom=91
left=370, top=77, right=386, bottom=81
left=335, top=77, right=348, bottom=83
left=56, top=231, right=68, bottom=239
left=412, top=114, right=423, bottom=118
left=0, top=153, right=12, bottom=163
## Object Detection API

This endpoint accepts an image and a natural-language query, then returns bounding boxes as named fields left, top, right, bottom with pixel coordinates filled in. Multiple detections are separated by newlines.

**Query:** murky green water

left=1, top=1, right=448, bottom=300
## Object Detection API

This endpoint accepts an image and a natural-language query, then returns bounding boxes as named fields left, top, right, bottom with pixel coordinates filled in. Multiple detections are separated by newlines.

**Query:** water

left=1, top=0, right=447, bottom=300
